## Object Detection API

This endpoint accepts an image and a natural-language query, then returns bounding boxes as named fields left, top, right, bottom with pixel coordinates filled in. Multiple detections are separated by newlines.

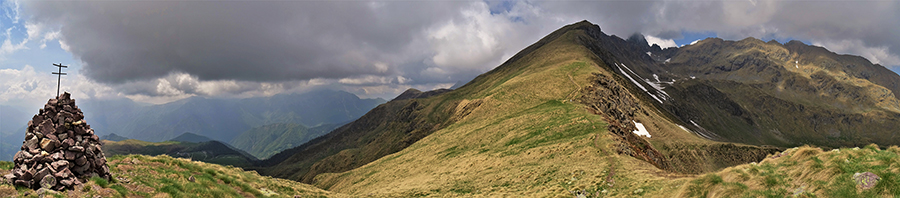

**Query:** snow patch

left=688, top=120, right=716, bottom=140
left=690, top=39, right=701, bottom=45
left=633, top=121, right=651, bottom=138
left=645, top=79, right=671, bottom=99
left=645, top=74, right=673, bottom=100
left=616, top=63, right=663, bottom=103
left=664, top=58, right=671, bottom=63
left=616, top=63, right=674, bottom=103
left=646, top=52, right=652, bottom=57
left=689, top=120, right=700, bottom=127
left=678, top=125, right=691, bottom=133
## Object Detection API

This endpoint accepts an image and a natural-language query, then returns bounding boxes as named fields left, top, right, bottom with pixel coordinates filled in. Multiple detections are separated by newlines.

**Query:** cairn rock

left=2, top=92, right=110, bottom=190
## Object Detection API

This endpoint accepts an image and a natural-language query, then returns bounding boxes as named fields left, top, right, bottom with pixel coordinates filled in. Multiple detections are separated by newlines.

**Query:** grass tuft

left=90, top=176, right=109, bottom=188
left=110, top=184, right=128, bottom=196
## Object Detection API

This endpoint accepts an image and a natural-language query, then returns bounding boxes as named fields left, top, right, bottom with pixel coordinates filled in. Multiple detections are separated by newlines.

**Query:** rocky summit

left=2, top=92, right=110, bottom=190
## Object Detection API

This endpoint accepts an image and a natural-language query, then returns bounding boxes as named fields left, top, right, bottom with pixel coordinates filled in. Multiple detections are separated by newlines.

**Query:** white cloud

left=397, top=76, right=410, bottom=84
left=114, top=72, right=330, bottom=103
left=155, top=78, right=184, bottom=96
left=0, top=65, right=316, bottom=106
left=428, top=2, right=506, bottom=70
left=38, top=30, right=59, bottom=49
left=813, top=39, right=900, bottom=66
left=345, top=82, right=455, bottom=99
left=0, top=65, right=116, bottom=108
left=690, top=39, right=701, bottom=45
left=1, top=27, right=28, bottom=55
left=23, top=22, right=41, bottom=40
left=645, top=35, right=678, bottom=49
left=338, top=75, right=411, bottom=86
left=0, top=65, right=52, bottom=108
left=57, top=39, right=70, bottom=52
left=373, top=62, right=389, bottom=73
left=2, top=0, right=20, bottom=24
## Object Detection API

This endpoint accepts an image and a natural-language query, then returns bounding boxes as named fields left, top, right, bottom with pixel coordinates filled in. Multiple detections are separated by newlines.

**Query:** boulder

left=39, top=138, right=56, bottom=151
left=39, top=175, right=56, bottom=189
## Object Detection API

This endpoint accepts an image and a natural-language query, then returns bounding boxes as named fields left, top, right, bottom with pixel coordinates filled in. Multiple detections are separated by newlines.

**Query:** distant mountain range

left=168, top=132, right=214, bottom=143
left=79, top=89, right=385, bottom=143
left=230, top=122, right=342, bottom=159
left=101, top=138, right=258, bottom=167
left=100, top=133, right=130, bottom=141
left=0, top=105, right=29, bottom=161
left=1, top=89, right=385, bottom=161
left=618, top=33, right=900, bottom=148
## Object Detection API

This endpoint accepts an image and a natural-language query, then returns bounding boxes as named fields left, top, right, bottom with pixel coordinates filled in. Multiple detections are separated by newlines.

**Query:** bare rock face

left=2, top=92, right=110, bottom=191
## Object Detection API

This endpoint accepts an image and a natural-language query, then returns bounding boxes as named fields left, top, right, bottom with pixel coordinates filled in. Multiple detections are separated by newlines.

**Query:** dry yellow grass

left=676, top=145, right=900, bottom=197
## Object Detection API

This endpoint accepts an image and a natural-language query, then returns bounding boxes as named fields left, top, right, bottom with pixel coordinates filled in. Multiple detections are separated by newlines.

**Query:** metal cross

left=52, top=63, right=68, bottom=97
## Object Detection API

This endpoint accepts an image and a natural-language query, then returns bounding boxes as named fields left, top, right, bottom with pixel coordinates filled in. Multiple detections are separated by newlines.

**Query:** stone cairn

left=3, top=92, right=110, bottom=190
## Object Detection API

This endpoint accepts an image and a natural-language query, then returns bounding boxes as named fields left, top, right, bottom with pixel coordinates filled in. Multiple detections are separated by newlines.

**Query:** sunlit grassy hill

left=681, top=145, right=900, bottom=197
left=0, top=155, right=339, bottom=197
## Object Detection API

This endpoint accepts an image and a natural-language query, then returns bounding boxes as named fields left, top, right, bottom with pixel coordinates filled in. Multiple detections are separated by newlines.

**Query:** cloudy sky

left=1, top=0, right=898, bottom=109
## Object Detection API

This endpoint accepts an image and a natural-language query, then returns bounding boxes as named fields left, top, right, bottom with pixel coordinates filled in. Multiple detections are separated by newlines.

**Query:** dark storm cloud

left=23, top=1, right=465, bottom=83
left=16, top=0, right=900, bottom=101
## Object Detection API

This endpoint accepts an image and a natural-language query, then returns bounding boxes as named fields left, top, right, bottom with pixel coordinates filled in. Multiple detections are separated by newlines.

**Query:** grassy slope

left=257, top=89, right=456, bottom=183
left=0, top=155, right=340, bottom=198
left=682, top=145, right=900, bottom=197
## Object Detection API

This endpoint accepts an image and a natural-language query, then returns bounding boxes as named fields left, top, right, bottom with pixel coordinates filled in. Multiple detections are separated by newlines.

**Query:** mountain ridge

left=245, top=20, right=900, bottom=197
left=252, top=21, right=777, bottom=191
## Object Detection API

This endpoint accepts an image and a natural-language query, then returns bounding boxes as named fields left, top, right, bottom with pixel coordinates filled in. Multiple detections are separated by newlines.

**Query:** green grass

left=501, top=100, right=606, bottom=154
left=0, top=154, right=335, bottom=197
left=441, top=146, right=465, bottom=158
left=109, top=184, right=127, bottom=196
left=681, top=146, right=900, bottom=197
left=0, top=161, right=12, bottom=170
left=90, top=176, right=109, bottom=188
left=449, top=181, right=475, bottom=194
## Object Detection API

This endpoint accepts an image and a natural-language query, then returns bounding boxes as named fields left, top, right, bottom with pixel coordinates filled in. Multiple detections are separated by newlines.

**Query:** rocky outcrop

left=579, top=72, right=673, bottom=171
left=579, top=72, right=780, bottom=174
left=661, top=143, right=780, bottom=174
left=2, top=92, right=110, bottom=190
